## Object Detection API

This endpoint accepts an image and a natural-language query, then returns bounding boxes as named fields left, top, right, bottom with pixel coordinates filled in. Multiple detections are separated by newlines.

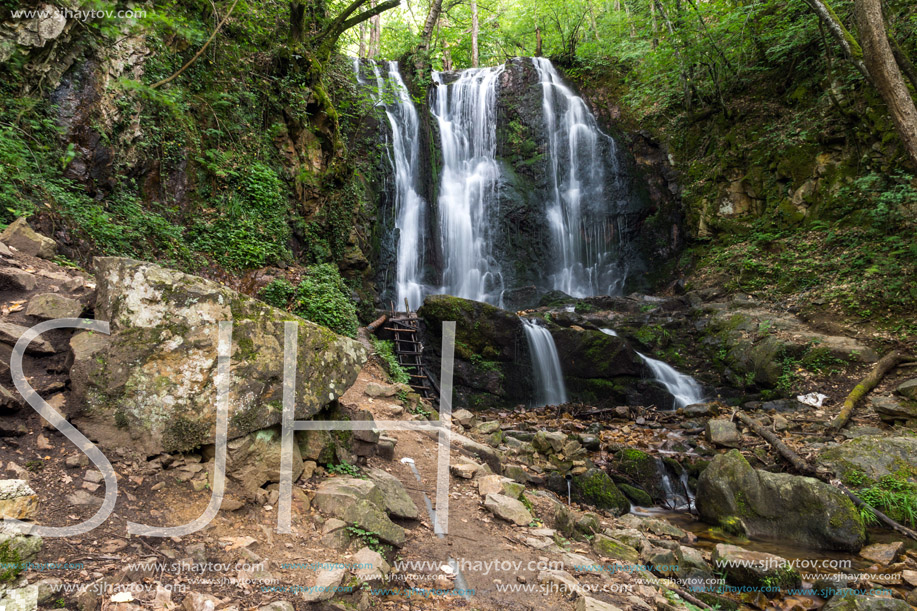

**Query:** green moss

left=0, top=540, right=22, bottom=583
left=162, top=416, right=211, bottom=452
left=618, top=483, right=653, bottom=506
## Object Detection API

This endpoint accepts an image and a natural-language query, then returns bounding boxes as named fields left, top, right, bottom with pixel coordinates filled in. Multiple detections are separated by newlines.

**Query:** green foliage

left=292, top=264, right=359, bottom=338
left=346, top=524, right=387, bottom=554
left=259, top=279, right=296, bottom=310
left=370, top=337, right=411, bottom=385
left=856, top=475, right=917, bottom=528
left=0, top=540, right=21, bottom=583
left=328, top=462, right=362, bottom=477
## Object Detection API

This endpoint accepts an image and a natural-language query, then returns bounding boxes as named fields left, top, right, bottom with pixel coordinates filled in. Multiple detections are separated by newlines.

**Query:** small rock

left=484, top=493, right=532, bottom=526
left=0, top=218, right=57, bottom=259
left=476, top=420, right=501, bottom=435
left=0, top=386, right=22, bottom=412
left=450, top=461, right=480, bottom=479
left=452, top=409, right=475, bottom=427
left=0, top=479, right=39, bottom=520
left=576, top=596, right=623, bottom=611
left=365, top=382, right=398, bottom=398
left=376, top=437, right=396, bottom=460
left=352, top=546, right=390, bottom=582
left=67, top=490, right=102, bottom=506
left=705, top=419, right=741, bottom=447
left=859, top=541, right=903, bottom=565
left=302, top=568, right=346, bottom=602
left=25, top=294, right=84, bottom=320
left=871, top=395, right=917, bottom=421
left=0, top=321, right=55, bottom=354
left=773, top=414, right=789, bottom=431
left=84, top=470, right=104, bottom=483
left=182, top=591, right=218, bottom=611
left=300, top=460, right=317, bottom=480
left=65, top=453, right=89, bottom=468
left=895, top=378, right=917, bottom=401
left=259, top=603, right=294, bottom=611
left=0, top=268, right=37, bottom=292
left=365, top=467, right=419, bottom=519
left=537, top=568, right=579, bottom=591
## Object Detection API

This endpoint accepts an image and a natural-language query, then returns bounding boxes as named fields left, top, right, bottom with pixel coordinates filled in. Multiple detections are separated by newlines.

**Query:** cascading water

left=355, top=59, right=428, bottom=311
left=431, top=66, right=505, bottom=305
left=637, top=353, right=705, bottom=409
left=522, top=319, right=568, bottom=407
left=533, top=57, right=628, bottom=297
left=601, top=329, right=705, bottom=409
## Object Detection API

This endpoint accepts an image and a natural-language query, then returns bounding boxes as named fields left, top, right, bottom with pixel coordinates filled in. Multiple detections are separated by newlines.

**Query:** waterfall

left=355, top=59, right=428, bottom=311
left=533, top=57, right=627, bottom=297
left=600, top=329, right=704, bottom=409
left=431, top=66, right=505, bottom=305
left=637, top=352, right=705, bottom=410
left=384, top=61, right=427, bottom=311
left=522, top=319, right=568, bottom=407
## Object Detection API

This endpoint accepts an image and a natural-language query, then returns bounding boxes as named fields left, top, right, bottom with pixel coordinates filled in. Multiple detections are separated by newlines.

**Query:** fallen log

left=827, top=350, right=904, bottom=431
left=735, top=411, right=917, bottom=542
left=366, top=314, right=388, bottom=332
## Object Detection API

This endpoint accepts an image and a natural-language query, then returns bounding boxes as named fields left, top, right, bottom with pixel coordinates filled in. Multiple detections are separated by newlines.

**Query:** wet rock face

left=71, top=257, right=366, bottom=455
left=818, top=436, right=917, bottom=482
left=697, top=450, right=865, bottom=552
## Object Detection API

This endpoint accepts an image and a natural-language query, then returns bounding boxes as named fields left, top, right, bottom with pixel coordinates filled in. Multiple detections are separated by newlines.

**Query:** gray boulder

left=711, top=544, right=800, bottom=589
left=484, top=493, right=532, bottom=526
left=224, top=427, right=304, bottom=498
left=697, top=450, right=865, bottom=551
left=896, top=378, right=917, bottom=401
left=365, top=467, right=419, bottom=519
left=705, top=419, right=741, bottom=447
left=818, top=436, right=917, bottom=482
left=0, top=218, right=56, bottom=259
left=71, top=258, right=366, bottom=454
left=312, top=477, right=405, bottom=546
left=822, top=595, right=912, bottom=610
left=25, top=293, right=83, bottom=319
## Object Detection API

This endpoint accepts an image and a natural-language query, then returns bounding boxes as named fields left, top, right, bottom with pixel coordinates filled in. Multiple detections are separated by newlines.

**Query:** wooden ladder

left=384, top=311, right=438, bottom=401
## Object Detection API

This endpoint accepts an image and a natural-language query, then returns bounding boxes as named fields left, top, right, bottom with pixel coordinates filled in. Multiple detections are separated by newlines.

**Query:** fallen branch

left=366, top=314, right=388, bottom=332
left=828, top=350, right=904, bottom=431
left=735, top=411, right=917, bottom=542
left=151, top=0, right=241, bottom=89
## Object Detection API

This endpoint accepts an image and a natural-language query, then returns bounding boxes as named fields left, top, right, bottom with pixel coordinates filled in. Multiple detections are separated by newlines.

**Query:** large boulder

left=697, top=450, right=865, bottom=551
left=822, top=595, right=912, bottom=610
left=312, top=477, right=405, bottom=546
left=0, top=218, right=56, bottom=259
left=818, top=436, right=917, bottom=483
left=711, top=544, right=801, bottom=589
left=71, top=258, right=366, bottom=454
left=364, top=467, right=419, bottom=519
left=224, top=427, right=304, bottom=498
left=547, top=468, right=630, bottom=515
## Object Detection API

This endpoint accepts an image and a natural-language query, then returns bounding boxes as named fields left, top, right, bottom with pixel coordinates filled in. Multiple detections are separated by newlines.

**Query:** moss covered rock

left=547, top=468, right=630, bottom=515
left=697, top=450, right=865, bottom=551
left=72, top=257, right=366, bottom=454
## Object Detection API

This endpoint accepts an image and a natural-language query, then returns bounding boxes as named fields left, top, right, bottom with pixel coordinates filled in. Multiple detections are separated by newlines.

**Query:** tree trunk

left=470, top=0, right=479, bottom=67
left=587, top=1, right=601, bottom=40
left=421, top=0, right=444, bottom=51
left=855, top=0, right=917, bottom=166
left=828, top=350, right=905, bottom=431
left=358, top=21, right=367, bottom=57
left=801, top=0, right=870, bottom=79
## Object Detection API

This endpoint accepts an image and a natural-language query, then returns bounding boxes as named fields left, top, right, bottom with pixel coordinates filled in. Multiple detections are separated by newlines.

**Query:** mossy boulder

left=419, top=294, right=522, bottom=361
left=818, top=436, right=917, bottom=483
left=612, top=449, right=665, bottom=503
left=550, top=327, right=642, bottom=379
left=547, top=468, right=630, bottom=515
left=72, top=257, right=366, bottom=455
left=618, top=483, right=653, bottom=506
left=697, top=450, right=865, bottom=551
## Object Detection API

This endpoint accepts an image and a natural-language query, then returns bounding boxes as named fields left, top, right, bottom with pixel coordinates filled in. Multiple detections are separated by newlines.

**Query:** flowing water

left=521, top=319, right=568, bottom=407
left=601, top=328, right=705, bottom=409
left=355, top=59, right=428, bottom=311
left=636, top=352, right=705, bottom=409
left=431, top=66, right=506, bottom=305
left=533, top=57, right=628, bottom=297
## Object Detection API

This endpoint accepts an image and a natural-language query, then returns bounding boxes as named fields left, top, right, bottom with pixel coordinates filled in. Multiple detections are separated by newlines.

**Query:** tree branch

left=151, top=0, right=241, bottom=89
left=340, top=0, right=400, bottom=32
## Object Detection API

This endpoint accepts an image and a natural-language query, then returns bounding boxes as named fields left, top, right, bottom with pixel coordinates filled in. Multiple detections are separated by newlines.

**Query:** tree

left=854, top=0, right=917, bottom=166
left=421, top=0, right=445, bottom=51
left=471, top=0, right=480, bottom=67
left=289, top=0, right=400, bottom=62
left=801, top=0, right=917, bottom=166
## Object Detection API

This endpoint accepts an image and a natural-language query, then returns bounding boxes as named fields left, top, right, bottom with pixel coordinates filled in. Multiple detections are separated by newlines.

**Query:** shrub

left=259, top=278, right=296, bottom=309
left=292, top=264, right=358, bottom=337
